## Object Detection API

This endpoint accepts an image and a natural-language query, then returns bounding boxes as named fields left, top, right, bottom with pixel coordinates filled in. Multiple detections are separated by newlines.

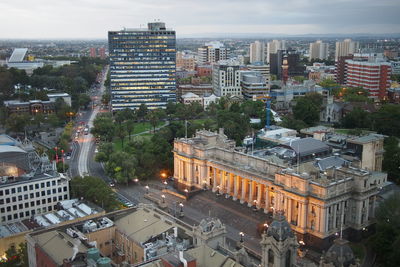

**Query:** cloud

left=0, top=0, right=398, bottom=38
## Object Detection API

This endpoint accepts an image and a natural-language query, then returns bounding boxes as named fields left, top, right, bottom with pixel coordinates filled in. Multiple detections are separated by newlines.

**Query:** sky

left=0, top=0, right=399, bottom=39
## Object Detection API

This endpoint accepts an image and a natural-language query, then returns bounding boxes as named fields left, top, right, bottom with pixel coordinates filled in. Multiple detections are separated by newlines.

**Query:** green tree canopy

left=70, top=176, right=119, bottom=211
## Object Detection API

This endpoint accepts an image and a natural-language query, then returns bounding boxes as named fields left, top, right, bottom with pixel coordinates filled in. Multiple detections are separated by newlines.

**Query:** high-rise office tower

left=335, top=39, right=359, bottom=61
left=309, top=40, right=329, bottom=60
left=266, top=40, right=286, bottom=63
left=108, top=22, right=176, bottom=111
left=249, top=41, right=265, bottom=63
left=197, top=41, right=229, bottom=64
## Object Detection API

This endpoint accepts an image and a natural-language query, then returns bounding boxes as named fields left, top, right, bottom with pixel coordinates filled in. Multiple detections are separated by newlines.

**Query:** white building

left=203, top=94, right=220, bottom=109
left=47, top=93, right=72, bottom=107
left=249, top=41, right=265, bottom=63
left=335, top=39, right=359, bottom=61
left=266, top=40, right=286, bottom=63
left=197, top=41, right=229, bottom=64
left=181, top=92, right=202, bottom=105
left=247, top=63, right=271, bottom=86
left=0, top=136, right=70, bottom=224
left=309, top=40, right=329, bottom=60
left=212, top=60, right=241, bottom=97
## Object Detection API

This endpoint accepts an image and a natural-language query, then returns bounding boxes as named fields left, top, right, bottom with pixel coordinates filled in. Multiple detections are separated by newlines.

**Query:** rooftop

left=0, top=221, right=29, bottom=238
left=9, top=48, right=27, bottom=62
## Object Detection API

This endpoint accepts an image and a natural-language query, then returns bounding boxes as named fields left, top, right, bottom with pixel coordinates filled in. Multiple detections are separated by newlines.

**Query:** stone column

left=287, top=198, right=292, bottom=223
left=301, top=202, right=307, bottom=230
left=212, top=168, right=217, bottom=192
left=248, top=180, right=254, bottom=207
left=333, top=203, right=337, bottom=230
left=233, top=175, right=239, bottom=200
left=320, top=207, right=326, bottom=234
left=240, top=179, right=247, bottom=204
left=264, top=187, right=270, bottom=213
left=226, top=173, right=232, bottom=198
left=257, top=183, right=262, bottom=209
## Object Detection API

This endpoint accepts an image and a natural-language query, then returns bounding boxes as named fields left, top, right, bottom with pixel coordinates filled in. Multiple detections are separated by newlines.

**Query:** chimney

left=179, top=251, right=188, bottom=267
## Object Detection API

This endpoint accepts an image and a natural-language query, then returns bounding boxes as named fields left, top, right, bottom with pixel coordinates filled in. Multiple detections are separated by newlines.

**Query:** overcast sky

left=1, top=0, right=399, bottom=39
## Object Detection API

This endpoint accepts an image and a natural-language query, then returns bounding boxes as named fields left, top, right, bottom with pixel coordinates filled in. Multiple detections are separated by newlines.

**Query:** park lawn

left=334, top=128, right=373, bottom=135
left=131, top=121, right=164, bottom=135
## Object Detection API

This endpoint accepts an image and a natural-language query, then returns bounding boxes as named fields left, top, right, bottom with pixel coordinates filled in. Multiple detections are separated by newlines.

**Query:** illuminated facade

left=173, top=130, right=384, bottom=246
left=108, top=22, right=176, bottom=110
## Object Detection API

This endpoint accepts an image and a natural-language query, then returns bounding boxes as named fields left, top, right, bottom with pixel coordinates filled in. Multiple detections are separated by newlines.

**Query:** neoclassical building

left=173, top=130, right=386, bottom=247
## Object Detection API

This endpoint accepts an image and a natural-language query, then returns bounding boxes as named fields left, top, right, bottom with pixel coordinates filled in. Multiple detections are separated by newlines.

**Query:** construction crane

left=255, top=95, right=272, bottom=130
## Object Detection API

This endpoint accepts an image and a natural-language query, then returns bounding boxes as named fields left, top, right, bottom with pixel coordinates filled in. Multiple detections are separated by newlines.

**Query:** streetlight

left=263, top=223, right=269, bottom=233
left=160, top=172, right=167, bottom=179
left=161, top=194, right=165, bottom=203
left=253, top=200, right=258, bottom=211
left=216, top=185, right=220, bottom=195
left=203, top=180, right=207, bottom=190
left=145, top=185, right=149, bottom=194
left=163, top=180, right=168, bottom=189
left=184, top=188, right=189, bottom=199
left=239, top=232, right=244, bottom=243
left=134, top=178, right=139, bottom=183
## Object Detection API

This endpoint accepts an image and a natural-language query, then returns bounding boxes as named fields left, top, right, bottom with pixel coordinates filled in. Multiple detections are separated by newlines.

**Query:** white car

left=95, top=148, right=99, bottom=153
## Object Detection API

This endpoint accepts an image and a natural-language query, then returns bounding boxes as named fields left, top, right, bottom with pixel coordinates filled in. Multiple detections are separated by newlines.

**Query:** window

left=36, top=200, right=40, bottom=205
left=31, top=201, right=34, bottom=206
left=13, top=214, right=18, bottom=219
left=64, top=194, right=68, bottom=200
left=8, top=215, right=12, bottom=220
left=25, top=211, right=30, bottom=216
left=29, top=185, right=33, bottom=190
left=0, top=208, right=4, bottom=213
left=18, top=196, right=22, bottom=201
left=7, top=206, right=11, bottom=212
left=41, top=183, right=45, bottom=188
left=0, top=190, right=3, bottom=196
left=35, top=184, right=39, bottom=189
left=19, top=212, right=23, bottom=218
left=5, top=189, right=9, bottom=195
left=25, top=203, right=29, bottom=208
left=58, top=196, right=62, bottom=201
left=63, top=186, right=68, bottom=192
left=23, top=186, right=27, bottom=191
left=11, top=188, right=15, bottom=194
left=42, top=199, right=46, bottom=204
left=30, top=193, right=34, bottom=198
left=47, top=190, right=51, bottom=195
left=5, top=198, right=10, bottom=204
left=41, top=191, right=45, bottom=196
left=12, top=197, right=16, bottom=202
left=24, top=194, right=28, bottom=200
left=52, top=181, right=56, bottom=186
left=52, top=189, right=56, bottom=194
left=36, top=192, right=39, bottom=197
left=19, top=204, right=23, bottom=209
left=53, top=197, right=57, bottom=202
left=46, top=182, right=50, bottom=187
left=13, top=205, right=17, bottom=211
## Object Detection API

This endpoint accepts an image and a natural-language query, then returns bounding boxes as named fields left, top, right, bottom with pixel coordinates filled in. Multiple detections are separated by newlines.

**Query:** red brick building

left=345, top=60, right=392, bottom=100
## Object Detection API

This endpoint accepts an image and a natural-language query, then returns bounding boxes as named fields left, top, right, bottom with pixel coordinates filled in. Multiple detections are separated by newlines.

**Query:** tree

left=78, top=93, right=91, bottom=109
left=372, top=104, right=400, bottom=137
left=382, top=137, right=400, bottom=184
left=279, top=116, right=308, bottom=131
left=5, top=113, right=30, bottom=133
left=370, top=193, right=400, bottom=266
left=115, top=124, right=127, bottom=148
left=125, top=120, right=135, bottom=141
left=101, top=93, right=111, bottom=106
left=341, top=107, right=370, bottom=129
left=137, top=103, right=148, bottom=121
left=166, top=101, right=177, bottom=115
left=293, top=97, right=320, bottom=126
left=106, top=152, right=137, bottom=184
left=70, top=176, right=118, bottom=211
left=0, top=67, right=14, bottom=97
left=147, top=110, right=160, bottom=133
left=3, top=242, right=28, bottom=267
left=91, top=113, right=115, bottom=142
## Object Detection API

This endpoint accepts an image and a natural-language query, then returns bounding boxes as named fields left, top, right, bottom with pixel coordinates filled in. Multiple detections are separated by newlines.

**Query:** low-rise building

left=4, top=99, right=56, bottom=116
left=47, top=93, right=72, bottom=106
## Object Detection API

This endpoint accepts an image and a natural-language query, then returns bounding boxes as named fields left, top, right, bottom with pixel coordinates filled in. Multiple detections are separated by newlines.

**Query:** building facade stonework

left=173, top=130, right=384, bottom=246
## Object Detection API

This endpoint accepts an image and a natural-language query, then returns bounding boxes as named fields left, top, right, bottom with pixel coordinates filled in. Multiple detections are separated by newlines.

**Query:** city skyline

left=0, top=0, right=399, bottom=39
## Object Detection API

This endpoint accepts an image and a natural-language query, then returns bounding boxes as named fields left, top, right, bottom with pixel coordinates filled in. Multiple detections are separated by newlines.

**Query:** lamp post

left=263, top=223, right=269, bottom=233
left=163, top=180, right=168, bottom=190
left=253, top=200, right=258, bottom=211
left=179, top=202, right=184, bottom=217
left=184, top=188, right=189, bottom=199
left=161, top=194, right=165, bottom=203
left=145, top=185, right=149, bottom=195
left=239, top=232, right=244, bottom=243
left=216, top=185, right=220, bottom=196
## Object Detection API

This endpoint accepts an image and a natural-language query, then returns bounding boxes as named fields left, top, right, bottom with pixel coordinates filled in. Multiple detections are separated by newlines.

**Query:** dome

left=324, top=238, right=355, bottom=267
left=266, top=212, right=294, bottom=241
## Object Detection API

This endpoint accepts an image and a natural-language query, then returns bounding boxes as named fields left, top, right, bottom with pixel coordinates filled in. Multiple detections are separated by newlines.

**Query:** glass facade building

left=108, top=22, right=176, bottom=110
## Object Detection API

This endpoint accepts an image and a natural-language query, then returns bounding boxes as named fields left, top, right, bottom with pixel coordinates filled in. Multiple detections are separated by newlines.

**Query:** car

left=95, top=148, right=99, bottom=153
left=109, top=182, right=115, bottom=187
left=66, top=156, right=71, bottom=160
